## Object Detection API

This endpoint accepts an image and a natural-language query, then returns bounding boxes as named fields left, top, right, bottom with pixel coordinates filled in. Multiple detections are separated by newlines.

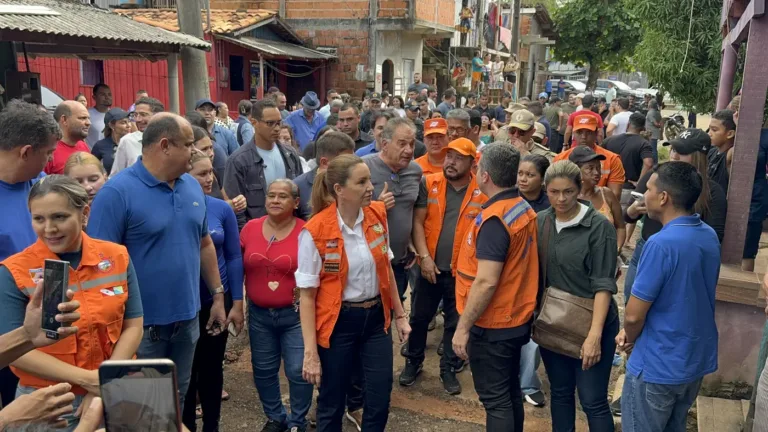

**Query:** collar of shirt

left=482, top=187, right=521, bottom=208
left=248, top=141, right=281, bottom=162
left=133, top=156, right=185, bottom=189
left=540, top=199, right=596, bottom=228
left=306, top=167, right=318, bottom=185
left=336, top=207, right=365, bottom=235
left=662, top=214, right=702, bottom=230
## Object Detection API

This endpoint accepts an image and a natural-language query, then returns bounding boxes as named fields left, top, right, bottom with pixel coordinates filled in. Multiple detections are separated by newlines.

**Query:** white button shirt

left=295, top=208, right=393, bottom=302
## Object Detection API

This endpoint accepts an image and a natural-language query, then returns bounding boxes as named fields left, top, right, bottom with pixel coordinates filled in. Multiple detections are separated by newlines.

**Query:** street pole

left=167, top=53, right=180, bottom=114
left=511, top=0, right=521, bottom=101
left=177, top=0, right=210, bottom=112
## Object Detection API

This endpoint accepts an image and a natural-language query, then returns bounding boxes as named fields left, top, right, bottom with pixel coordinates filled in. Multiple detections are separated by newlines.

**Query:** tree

left=626, top=0, right=722, bottom=112
left=552, top=0, right=640, bottom=90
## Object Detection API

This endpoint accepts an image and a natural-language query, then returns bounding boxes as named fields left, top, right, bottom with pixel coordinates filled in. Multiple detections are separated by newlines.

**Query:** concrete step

left=696, top=396, right=749, bottom=432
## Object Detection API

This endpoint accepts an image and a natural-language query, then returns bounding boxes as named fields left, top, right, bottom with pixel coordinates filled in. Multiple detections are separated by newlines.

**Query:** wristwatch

left=209, top=285, right=225, bottom=296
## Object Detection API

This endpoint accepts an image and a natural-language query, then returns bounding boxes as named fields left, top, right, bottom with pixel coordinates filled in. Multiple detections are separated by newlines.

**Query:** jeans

left=624, top=237, right=646, bottom=305
left=392, top=263, right=409, bottom=303
left=650, top=139, right=659, bottom=164
left=406, top=272, right=459, bottom=372
left=621, top=373, right=702, bottom=432
left=138, top=314, right=200, bottom=409
left=470, top=332, right=529, bottom=432
left=540, top=313, right=619, bottom=432
left=17, top=385, right=85, bottom=431
left=182, top=297, right=231, bottom=432
left=0, top=366, right=19, bottom=406
left=317, top=302, right=393, bottom=432
left=248, top=304, right=313, bottom=428
left=520, top=339, right=542, bottom=395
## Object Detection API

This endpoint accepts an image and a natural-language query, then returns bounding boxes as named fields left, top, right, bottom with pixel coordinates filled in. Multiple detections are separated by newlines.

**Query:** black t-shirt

left=476, top=104, right=496, bottom=121
left=604, top=133, right=653, bottom=186
left=707, top=147, right=730, bottom=193
left=91, top=137, right=117, bottom=174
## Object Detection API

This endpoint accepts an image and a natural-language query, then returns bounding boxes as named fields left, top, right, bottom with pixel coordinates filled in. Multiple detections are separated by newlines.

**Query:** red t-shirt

left=241, top=216, right=305, bottom=309
left=44, top=140, right=90, bottom=175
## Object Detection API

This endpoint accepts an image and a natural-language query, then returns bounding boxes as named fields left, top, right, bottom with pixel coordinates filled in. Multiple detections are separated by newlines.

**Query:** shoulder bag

left=532, top=214, right=595, bottom=359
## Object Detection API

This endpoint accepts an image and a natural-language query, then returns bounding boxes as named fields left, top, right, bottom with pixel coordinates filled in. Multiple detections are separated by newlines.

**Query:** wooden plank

left=697, top=396, right=715, bottom=432
left=716, top=264, right=766, bottom=308
left=742, top=399, right=751, bottom=421
left=713, top=398, right=746, bottom=431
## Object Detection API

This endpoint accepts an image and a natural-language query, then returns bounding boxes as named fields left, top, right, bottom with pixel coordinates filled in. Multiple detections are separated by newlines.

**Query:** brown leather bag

left=532, top=215, right=594, bottom=359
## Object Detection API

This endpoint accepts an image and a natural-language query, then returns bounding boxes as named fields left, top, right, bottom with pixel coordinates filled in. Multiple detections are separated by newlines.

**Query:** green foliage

left=551, top=0, right=641, bottom=88
left=626, top=0, right=722, bottom=112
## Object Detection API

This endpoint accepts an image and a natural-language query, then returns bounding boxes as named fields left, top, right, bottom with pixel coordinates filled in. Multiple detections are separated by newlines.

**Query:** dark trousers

left=317, top=303, right=392, bottom=432
left=540, top=314, right=619, bottom=432
left=406, top=273, right=459, bottom=372
left=0, top=366, right=19, bottom=407
left=182, top=298, right=231, bottom=432
left=470, top=331, right=529, bottom=432
left=392, top=262, right=409, bottom=303
left=550, top=131, right=564, bottom=154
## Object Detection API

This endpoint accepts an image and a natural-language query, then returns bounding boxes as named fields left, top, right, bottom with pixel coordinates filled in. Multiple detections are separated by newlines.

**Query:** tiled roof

left=0, top=0, right=209, bottom=50
left=115, top=8, right=276, bottom=35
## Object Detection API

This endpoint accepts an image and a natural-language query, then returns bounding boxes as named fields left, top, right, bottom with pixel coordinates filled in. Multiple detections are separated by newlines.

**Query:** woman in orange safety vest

left=0, top=175, right=144, bottom=431
left=296, top=154, right=410, bottom=432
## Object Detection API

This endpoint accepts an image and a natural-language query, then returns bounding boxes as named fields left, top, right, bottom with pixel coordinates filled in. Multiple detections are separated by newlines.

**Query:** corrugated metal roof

left=114, top=8, right=276, bottom=35
left=217, top=35, right=336, bottom=61
left=0, top=0, right=209, bottom=50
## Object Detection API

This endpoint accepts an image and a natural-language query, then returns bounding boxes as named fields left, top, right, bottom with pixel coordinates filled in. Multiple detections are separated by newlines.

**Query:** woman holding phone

left=0, top=175, right=143, bottom=431
left=182, top=151, right=243, bottom=432
left=298, top=154, right=410, bottom=431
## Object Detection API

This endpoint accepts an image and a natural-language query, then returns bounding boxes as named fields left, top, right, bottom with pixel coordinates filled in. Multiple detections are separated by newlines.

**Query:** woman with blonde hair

left=63, top=152, right=107, bottom=203
left=297, top=154, right=410, bottom=431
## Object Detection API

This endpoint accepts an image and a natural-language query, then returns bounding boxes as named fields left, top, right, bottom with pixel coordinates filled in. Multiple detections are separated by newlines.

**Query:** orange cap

left=424, top=118, right=448, bottom=136
left=573, top=114, right=599, bottom=132
left=441, top=137, right=477, bottom=157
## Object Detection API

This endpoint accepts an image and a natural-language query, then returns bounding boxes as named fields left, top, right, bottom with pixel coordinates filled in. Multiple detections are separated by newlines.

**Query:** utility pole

left=177, top=0, right=210, bottom=112
left=511, top=0, right=521, bottom=58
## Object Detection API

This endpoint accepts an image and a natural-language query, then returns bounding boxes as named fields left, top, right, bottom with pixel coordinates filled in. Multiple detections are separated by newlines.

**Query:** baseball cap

left=568, top=146, right=606, bottom=164
left=533, top=122, right=546, bottom=140
left=505, top=102, right=527, bottom=114
left=195, top=98, right=216, bottom=110
left=573, top=114, right=599, bottom=132
left=662, top=128, right=711, bottom=155
left=440, top=137, right=477, bottom=157
left=538, top=92, right=548, bottom=99
left=369, top=92, right=382, bottom=101
left=508, top=109, right=536, bottom=131
left=105, top=107, right=129, bottom=124
left=424, top=118, right=448, bottom=136
left=404, top=101, right=419, bottom=111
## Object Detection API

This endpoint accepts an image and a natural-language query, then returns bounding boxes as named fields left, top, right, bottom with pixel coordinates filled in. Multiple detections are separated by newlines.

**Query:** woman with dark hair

left=389, top=96, right=406, bottom=118
left=75, top=93, right=88, bottom=107
left=91, top=108, right=131, bottom=174
left=191, top=124, right=246, bottom=216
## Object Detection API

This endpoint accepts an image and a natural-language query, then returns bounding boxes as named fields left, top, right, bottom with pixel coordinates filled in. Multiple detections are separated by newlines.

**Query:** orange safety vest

left=455, top=195, right=539, bottom=329
left=1, top=233, right=130, bottom=393
left=304, top=201, right=393, bottom=348
left=415, top=155, right=443, bottom=176
left=423, top=173, right=487, bottom=271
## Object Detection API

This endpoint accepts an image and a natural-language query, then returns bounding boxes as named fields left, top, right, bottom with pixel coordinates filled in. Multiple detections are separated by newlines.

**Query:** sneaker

left=610, top=396, right=622, bottom=416
left=428, top=316, right=437, bottom=331
left=453, top=359, right=466, bottom=373
left=437, top=341, right=444, bottom=356
left=524, top=391, right=547, bottom=407
left=289, top=427, right=307, bottom=432
left=345, top=409, right=363, bottom=431
left=440, top=371, right=462, bottom=395
left=400, top=341, right=409, bottom=357
left=398, top=361, right=423, bottom=386
left=261, top=419, right=287, bottom=432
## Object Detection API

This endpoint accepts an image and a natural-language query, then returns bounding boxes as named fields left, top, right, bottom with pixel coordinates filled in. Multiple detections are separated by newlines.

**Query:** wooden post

left=178, top=0, right=210, bottom=112
left=721, top=13, right=768, bottom=265
left=258, top=54, right=264, bottom=100
left=167, top=53, right=180, bottom=114
left=716, top=46, right=739, bottom=111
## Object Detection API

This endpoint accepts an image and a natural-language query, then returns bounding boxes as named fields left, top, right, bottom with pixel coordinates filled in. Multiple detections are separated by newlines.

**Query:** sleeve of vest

left=124, top=259, right=144, bottom=320
left=0, top=266, right=29, bottom=336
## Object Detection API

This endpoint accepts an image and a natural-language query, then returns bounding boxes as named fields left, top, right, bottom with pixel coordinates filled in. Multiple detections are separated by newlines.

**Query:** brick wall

left=378, top=0, right=407, bottom=18
left=521, top=15, right=531, bottom=36
left=286, top=1, right=369, bottom=19
left=295, top=29, right=370, bottom=97
left=209, top=0, right=279, bottom=9
left=414, top=0, right=454, bottom=27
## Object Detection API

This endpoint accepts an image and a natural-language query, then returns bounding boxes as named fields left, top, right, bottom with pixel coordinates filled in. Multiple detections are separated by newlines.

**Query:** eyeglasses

left=447, top=127, right=467, bottom=136
left=129, top=111, right=152, bottom=120
left=509, top=127, right=526, bottom=136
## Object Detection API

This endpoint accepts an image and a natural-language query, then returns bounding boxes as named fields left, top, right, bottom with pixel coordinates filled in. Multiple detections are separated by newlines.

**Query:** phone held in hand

left=630, top=191, right=644, bottom=203
left=228, top=322, right=239, bottom=337
left=42, top=259, right=70, bottom=340
left=99, top=359, right=181, bottom=432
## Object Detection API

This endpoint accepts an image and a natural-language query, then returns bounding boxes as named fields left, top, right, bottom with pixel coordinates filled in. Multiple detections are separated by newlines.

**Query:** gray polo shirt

left=415, top=178, right=467, bottom=272
left=363, top=154, right=422, bottom=263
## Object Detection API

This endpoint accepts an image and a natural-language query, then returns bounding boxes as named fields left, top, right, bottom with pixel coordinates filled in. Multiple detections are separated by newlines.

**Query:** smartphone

left=99, top=359, right=181, bottom=432
left=630, top=191, right=645, bottom=203
left=42, top=259, right=69, bottom=340
left=228, top=322, right=240, bottom=338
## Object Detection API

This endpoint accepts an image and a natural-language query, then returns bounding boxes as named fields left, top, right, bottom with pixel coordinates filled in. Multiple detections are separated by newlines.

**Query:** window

left=402, top=59, right=415, bottom=89
left=79, top=60, right=103, bottom=86
left=229, top=55, right=244, bottom=92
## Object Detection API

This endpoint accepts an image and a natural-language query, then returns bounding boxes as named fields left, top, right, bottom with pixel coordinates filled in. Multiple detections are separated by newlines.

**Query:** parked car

left=548, top=79, right=586, bottom=95
left=595, top=79, right=643, bottom=99
left=41, top=85, right=65, bottom=113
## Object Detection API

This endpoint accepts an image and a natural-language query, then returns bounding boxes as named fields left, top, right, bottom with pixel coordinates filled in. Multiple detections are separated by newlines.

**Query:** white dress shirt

left=295, top=208, right=393, bottom=302
left=111, top=131, right=143, bottom=176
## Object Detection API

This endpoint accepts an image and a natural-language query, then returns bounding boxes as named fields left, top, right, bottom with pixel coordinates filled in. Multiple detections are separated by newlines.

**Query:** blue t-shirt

left=284, top=110, right=326, bottom=151
left=87, top=158, right=208, bottom=326
left=200, top=196, right=243, bottom=304
left=255, top=144, right=287, bottom=187
left=355, top=142, right=378, bottom=157
left=472, top=57, right=484, bottom=72
left=0, top=172, right=45, bottom=262
left=212, top=124, right=239, bottom=156
left=627, top=214, right=720, bottom=385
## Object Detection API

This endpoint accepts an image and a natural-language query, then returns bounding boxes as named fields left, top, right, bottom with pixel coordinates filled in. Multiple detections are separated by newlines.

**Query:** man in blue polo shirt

left=88, top=113, right=230, bottom=408
left=619, top=162, right=720, bottom=432
left=196, top=98, right=239, bottom=156
left=284, top=91, right=326, bottom=151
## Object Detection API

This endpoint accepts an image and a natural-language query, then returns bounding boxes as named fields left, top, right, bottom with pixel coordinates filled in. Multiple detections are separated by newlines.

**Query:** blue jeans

left=624, top=237, right=646, bottom=305
left=138, top=314, right=200, bottom=409
left=621, top=373, right=702, bottom=432
left=540, top=313, right=619, bottom=432
left=17, top=385, right=85, bottom=431
left=317, top=302, right=393, bottom=432
left=248, top=304, right=312, bottom=428
left=520, top=339, right=542, bottom=396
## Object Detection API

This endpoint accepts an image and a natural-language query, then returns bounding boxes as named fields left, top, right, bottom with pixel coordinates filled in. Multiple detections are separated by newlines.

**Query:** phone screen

left=101, top=366, right=180, bottom=432
left=42, top=260, right=67, bottom=334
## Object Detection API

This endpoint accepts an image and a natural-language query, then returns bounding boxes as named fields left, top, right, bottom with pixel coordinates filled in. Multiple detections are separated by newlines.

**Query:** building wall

left=415, top=0, right=454, bottom=28
left=286, top=0, right=369, bottom=19
left=209, top=0, right=280, bottom=10
left=375, top=31, right=423, bottom=95
left=294, top=27, right=370, bottom=97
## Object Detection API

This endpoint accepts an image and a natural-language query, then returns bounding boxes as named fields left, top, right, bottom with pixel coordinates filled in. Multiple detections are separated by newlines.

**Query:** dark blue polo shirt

left=87, top=158, right=208, bottom=326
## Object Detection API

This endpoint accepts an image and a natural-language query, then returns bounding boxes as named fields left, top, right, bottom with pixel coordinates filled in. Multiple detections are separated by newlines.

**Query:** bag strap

left=537, top=215, right=553, bottom=307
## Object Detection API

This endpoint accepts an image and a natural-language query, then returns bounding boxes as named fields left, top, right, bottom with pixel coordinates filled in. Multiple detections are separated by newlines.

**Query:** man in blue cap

left=284, top=91, right=326, bottom=151
left=196, top=98, right=239, bottom=156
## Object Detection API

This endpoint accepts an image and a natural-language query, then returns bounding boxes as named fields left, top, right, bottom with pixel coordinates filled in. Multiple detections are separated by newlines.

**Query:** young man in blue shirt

left=619, top=161, right=720, bottom=432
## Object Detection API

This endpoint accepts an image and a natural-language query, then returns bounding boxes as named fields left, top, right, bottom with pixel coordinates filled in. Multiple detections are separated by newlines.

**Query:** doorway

left=382, top=59, right=394, bottom=93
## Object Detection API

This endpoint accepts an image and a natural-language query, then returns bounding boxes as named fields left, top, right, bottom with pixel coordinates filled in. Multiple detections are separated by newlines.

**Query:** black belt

left=341, top=296, right=381, bottom=309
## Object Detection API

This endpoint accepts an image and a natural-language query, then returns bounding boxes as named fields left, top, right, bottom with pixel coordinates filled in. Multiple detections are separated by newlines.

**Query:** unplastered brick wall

left=286, top=0, right=369, bottom=19
left=295, top=29, right=370, bottom=97
left=378, top=0, right=408, bottom=18
left=209, top=0, right=279, bottom=9
left=415, top=0, right=454, bottom=27
left=521, top=15, right=532, bottom=36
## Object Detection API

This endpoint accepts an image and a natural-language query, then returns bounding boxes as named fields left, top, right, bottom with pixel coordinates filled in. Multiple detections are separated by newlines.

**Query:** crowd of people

left=0, top=76, right=765, bottom=432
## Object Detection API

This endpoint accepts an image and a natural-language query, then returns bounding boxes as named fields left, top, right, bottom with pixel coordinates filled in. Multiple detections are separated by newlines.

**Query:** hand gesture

left=24, top=281, right=80, bottom=348
left=378, top=182, right=395, bottom=209
left=0, top=383, right=75, bottom=429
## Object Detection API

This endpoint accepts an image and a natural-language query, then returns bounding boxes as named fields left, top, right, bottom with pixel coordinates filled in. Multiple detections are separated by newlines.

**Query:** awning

left=217, top=35, right=335, bottom=61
